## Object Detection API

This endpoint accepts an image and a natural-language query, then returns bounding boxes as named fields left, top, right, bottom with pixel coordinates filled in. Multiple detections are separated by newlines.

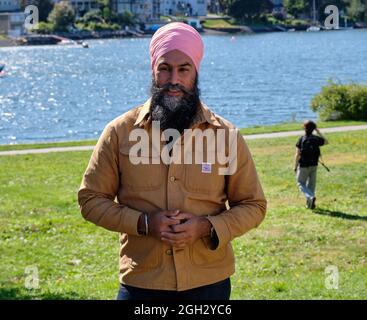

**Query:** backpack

left=300, top=135, right=320, bottom=165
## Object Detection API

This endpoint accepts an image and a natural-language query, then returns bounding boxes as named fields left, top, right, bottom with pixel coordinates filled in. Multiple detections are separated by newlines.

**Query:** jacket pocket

left=120, top=235, right=161, bottom=269
left=189, top=238, right=227, bottom=267
left=184, top=161, right=226, bottom=194
left=119, top=144, right=164, bottom=191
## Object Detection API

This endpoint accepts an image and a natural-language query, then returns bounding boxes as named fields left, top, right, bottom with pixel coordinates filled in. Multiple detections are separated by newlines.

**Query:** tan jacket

left=78, top=99, right=267, bottom=291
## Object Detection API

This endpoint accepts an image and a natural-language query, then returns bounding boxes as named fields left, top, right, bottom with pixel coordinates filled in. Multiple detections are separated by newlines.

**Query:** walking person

left=294, top=120, right=328, bottom=209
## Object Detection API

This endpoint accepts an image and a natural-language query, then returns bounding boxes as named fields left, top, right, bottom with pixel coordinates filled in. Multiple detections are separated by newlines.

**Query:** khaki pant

left=296, top=165, right=317, bottom=207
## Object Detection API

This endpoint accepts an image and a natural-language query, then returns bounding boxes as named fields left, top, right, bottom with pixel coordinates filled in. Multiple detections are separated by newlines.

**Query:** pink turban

left=149, top=22, right=204, bottom=72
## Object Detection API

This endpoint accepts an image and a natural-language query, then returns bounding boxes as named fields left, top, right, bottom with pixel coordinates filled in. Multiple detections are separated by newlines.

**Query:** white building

left=0, top=0, right=25, bottom=37
left=115, top=0, right=158, bottom=22
left=49, top=0, right=207, bottom=23
left=68, top=1, right=98, bottom=17
left=0, top=11, right=26, bottom=37
left=160, top=0, right=206, bottom=17
left=48, top=0, right=98, bottom=18
left=0, top=0, right=20, bottom=12
left=114, top=0, right=207, bottom=22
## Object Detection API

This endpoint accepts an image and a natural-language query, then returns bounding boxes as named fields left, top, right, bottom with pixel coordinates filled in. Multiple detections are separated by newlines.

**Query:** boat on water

left=307, top=0, right=321, bottom=32
left=57, top=39, right=76, bottom=45
left=76, top=40, right=89, bottom=48
left=307, top=26, right=321, bottom=32
left=55, top=36, right=76, bottom=45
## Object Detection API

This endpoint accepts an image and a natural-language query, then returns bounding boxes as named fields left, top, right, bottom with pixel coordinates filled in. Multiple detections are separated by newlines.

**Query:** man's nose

left=169, top=69, right=179, bottom=85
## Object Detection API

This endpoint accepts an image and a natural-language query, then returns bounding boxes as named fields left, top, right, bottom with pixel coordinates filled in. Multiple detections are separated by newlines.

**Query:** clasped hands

left=147, top=210, right=212, bottom=249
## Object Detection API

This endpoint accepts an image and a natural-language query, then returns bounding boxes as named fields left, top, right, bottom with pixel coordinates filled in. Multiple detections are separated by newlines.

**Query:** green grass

left=239, top=120, right=367, bottom=135
left=202, top=19, right=240, bottom=29
left=0, top=140, right=97, bottom=152
left=0, top=130, right=366, bottom=299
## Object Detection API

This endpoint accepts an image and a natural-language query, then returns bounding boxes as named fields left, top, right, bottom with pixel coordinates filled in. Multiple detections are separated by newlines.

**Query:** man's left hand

left=160, top=212, right=211, bottom=248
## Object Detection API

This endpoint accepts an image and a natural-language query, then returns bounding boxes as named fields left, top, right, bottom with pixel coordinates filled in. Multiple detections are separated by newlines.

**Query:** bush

left=115, top=11, right=138, bottom=26
left=76, top=21, right=120, bottom=31
left=33, top=21, right=54, bottom=34
left=78, top=9, right=105, bottom=24
left=311, top=81, right=367, bottom=121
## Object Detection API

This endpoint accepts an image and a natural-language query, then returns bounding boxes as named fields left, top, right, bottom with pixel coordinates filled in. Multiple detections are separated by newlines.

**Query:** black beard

left=149, top=78, right=201, bottom=134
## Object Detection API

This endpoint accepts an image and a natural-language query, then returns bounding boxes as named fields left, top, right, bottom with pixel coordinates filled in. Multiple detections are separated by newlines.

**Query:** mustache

left=149, top=77, right=200, bottom=133
left=152, top=82, right=194, bottom=96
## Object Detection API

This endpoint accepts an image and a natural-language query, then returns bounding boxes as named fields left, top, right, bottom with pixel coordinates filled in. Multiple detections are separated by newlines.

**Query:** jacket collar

left=134, top=97, right=221, bottom=128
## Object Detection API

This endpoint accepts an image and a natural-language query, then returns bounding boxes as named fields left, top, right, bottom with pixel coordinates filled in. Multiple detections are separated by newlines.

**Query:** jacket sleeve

left=206, top=130, right=267, bottom=250
left=77, top=123, right=142, bottom=235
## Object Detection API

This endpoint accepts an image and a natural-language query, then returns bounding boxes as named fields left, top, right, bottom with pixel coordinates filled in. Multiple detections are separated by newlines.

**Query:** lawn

left=239, top=120, right=367, bottom=135
left=202, top=19, right=240, bottom=29
left=0, top=140, right=97, bottom=152
left=0, top=130, right=366, bottom=299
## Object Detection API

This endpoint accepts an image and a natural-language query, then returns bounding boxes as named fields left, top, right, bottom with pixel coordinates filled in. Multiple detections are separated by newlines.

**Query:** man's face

left=153, top=49, right=197, bottom=98
left=149, top=50, right=200, bottom=134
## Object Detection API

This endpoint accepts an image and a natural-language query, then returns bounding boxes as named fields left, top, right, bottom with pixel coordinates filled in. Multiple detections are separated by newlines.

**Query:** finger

left=170, top=222, right=191, bottom=233
left=161, top=225, right=176, bottom=233
left=171, top=212, right=194, bottom=220
left=164, top=210, right=180, bottom=217
left=161, top=231, right=187, bottom=241
left=163, top=216, right=182, bottom=226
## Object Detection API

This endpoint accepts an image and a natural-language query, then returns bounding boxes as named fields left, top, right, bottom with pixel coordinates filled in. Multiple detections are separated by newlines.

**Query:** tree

left=346, top=0, right=367, bottom=22
left=47, top=1, right=75, bottom=31
left=78, top=9, right=106, bottom=24
left=116, top=11, right=138, bottom=26
left=224, top=0, right=273, bottom=22
left=283, top=0, right=311, bottom=18
left=33, top=21, right=54, bottom=34
left=96, top=0, right=114, bottom=22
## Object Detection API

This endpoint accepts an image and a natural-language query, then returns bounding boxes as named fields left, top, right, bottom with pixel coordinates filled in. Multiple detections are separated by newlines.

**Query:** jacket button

left=170, top=176, right=176, bottom=182
left=166, top=249, right=173, bottom=255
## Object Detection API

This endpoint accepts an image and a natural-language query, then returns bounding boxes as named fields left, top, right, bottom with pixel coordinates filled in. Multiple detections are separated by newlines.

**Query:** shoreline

left=3, top=24, right=365, bottom=48
left=0, top=38, right=17, bottom=47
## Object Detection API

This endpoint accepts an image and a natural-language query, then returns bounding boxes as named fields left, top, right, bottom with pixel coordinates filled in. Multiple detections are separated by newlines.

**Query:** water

left=1, top=29, right=367, bottom=144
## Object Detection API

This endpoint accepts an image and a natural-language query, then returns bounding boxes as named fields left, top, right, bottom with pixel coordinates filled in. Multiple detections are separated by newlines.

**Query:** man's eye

left=179, top=68, right=189, bottom=72
left=159, top=66, right=169, bottom=71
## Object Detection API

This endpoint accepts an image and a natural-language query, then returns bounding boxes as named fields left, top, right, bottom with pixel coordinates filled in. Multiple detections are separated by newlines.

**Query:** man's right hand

left=147, top=210, right=181, bottom=240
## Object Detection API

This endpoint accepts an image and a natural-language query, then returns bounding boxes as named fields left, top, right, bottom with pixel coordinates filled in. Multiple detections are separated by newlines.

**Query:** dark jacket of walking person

left=294, top=120, right=328, bottom=209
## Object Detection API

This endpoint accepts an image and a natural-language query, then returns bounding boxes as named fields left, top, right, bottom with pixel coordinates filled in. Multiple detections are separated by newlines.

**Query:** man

left=294, top=120, right=328, bottom=209
left=78, top=22, right=266, bottom=300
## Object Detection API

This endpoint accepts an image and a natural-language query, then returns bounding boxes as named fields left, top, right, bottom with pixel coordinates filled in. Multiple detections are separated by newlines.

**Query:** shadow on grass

left=0, top=287, right=96, bottom=300
left=313, top=208, right=367, bottom=221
